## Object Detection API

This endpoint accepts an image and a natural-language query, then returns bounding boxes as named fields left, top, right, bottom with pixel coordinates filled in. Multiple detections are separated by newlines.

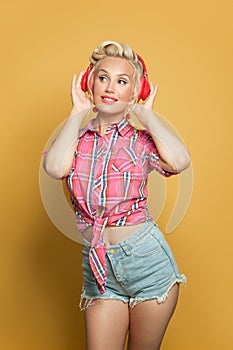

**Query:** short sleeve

left=141, top=130, right=179, bottom=177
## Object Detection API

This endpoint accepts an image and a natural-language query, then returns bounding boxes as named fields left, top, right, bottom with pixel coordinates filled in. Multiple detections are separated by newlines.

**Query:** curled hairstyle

left=87, top=40, right=144, bottom=105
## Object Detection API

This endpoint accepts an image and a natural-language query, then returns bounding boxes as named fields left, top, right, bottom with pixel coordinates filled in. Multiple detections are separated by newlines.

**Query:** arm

left=133, top=83, right=191, bottom=173
left=43, top=72, right=92, bottom=179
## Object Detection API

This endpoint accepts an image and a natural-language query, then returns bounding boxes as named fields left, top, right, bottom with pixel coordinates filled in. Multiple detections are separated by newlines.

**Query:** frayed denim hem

left=129, top=274, right=187, bottom=308
left=79, top=275, right=186, bottom=311
left=79, top=291, right=129, bottom=311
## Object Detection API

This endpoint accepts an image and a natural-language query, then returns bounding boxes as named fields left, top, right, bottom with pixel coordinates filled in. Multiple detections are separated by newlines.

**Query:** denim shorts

left=80, top=221, right=186, bottom=310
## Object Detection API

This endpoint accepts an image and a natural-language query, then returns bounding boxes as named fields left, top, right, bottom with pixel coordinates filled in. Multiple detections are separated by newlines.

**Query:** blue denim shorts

left=80, top=221, right=186, bottom=310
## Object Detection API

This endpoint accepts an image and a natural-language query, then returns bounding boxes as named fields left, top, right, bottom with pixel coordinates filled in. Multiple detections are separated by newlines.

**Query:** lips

left=101, top=95, right=118, bottom=104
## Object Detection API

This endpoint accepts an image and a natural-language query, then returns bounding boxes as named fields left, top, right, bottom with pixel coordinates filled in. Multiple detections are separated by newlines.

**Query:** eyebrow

left=97, top=69, right=130, bottom=78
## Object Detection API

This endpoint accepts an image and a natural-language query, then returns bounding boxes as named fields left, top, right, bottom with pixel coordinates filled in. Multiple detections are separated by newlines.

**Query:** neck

left=93, top=112, right=125, bottom=136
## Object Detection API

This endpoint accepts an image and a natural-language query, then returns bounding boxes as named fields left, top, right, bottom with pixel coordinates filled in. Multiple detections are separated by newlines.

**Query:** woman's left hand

left=143, top=82, right=158, bottom=110
left=133, top=82, right=158, bottom=127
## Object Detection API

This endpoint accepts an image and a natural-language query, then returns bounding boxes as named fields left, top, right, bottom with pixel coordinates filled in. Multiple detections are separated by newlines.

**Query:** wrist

left=133, top=105, right=155, bottom=129
left=70, top=106, right=89, bottom=118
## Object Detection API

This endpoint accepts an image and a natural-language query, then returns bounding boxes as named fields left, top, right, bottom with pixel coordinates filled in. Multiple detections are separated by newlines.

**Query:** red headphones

left=81, top=53, right=151, bottom=102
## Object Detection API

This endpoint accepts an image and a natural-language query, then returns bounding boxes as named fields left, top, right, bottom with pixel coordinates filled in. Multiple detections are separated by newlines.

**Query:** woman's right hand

left=70, top=71, right=92, bottom=116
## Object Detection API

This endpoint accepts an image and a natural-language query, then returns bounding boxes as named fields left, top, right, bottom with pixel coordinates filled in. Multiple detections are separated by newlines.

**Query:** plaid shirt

left=65, top=117, right=176, bottom=293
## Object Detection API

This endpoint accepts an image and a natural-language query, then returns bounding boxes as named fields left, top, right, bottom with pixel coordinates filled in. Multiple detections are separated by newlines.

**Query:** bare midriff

left=82, top=222, right=146, bottom=247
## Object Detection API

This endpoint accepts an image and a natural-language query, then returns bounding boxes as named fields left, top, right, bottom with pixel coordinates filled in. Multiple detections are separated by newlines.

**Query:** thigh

left=127, top=283, right=179, bottom=350
left=84, top=299, right=129, bottom=350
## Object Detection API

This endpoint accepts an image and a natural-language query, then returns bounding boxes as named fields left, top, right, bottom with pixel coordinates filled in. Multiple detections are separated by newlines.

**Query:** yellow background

left=1, top=0, right=232, bottom=349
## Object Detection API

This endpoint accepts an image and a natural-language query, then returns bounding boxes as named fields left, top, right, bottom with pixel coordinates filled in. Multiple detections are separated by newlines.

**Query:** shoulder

left=77, top=118, right=95, bottom=138
left=126, top=121, right=150, bottom=138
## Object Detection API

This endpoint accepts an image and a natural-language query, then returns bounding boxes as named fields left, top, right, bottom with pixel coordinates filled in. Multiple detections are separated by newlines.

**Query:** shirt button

left=110, top=249, right=115, bottom=254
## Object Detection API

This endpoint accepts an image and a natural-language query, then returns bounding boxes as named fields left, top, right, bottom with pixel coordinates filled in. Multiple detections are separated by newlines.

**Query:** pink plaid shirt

left=65, top=117, right=177, bottom=293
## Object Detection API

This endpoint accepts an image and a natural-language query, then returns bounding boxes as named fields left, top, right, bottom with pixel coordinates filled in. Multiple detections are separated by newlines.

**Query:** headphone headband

left=135, top=53, right=147, bottom=76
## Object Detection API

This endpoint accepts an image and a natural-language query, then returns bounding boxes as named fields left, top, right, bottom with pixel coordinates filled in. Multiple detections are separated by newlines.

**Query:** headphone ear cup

left=135, top=53, right=151, bottom=102
left=81, top=64, right=92, bottom=92
left=81, top=71, right=88, bottom=92
left=137, top=76, right=144, bottom=102
left=138, top=76, right=150, bottom=101
left=88, top=73, right=94, bottom=92
left=141, top=76, right=151, bottom=101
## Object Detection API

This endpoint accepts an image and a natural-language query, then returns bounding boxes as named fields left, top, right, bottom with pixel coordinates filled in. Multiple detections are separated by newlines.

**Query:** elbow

left=176, top=151, right=191, bottom=173
left=43, top=159, right=64, bottom=180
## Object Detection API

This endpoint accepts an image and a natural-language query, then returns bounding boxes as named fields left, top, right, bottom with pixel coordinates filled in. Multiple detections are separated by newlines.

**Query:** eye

left=118, top=79, right=127, bottom=85
left=98, top=75, right=108, bottom=82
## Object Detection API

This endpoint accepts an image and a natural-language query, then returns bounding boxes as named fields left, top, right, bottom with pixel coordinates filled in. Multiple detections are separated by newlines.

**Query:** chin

left=95, top=102, right=128, bottom=116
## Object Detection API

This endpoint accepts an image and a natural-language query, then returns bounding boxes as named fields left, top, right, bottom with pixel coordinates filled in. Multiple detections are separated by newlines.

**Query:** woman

left=43, top=41, right=191, bottom=350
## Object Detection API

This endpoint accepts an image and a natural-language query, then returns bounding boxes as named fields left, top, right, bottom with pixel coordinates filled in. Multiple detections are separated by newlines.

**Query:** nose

left=105, top=79, right=115, bottom=93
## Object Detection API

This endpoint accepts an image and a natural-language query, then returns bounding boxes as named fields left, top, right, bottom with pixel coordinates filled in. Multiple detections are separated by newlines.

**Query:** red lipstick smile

left=101, top=95, right=118, bottom=104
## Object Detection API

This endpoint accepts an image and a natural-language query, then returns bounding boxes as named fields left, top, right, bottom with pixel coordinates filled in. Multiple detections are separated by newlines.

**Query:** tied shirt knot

left=89, top=212, right=109, bottom=294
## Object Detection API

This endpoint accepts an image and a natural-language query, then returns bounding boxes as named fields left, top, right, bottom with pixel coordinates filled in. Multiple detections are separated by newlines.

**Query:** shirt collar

left=78, top=117, right=133, bottom=138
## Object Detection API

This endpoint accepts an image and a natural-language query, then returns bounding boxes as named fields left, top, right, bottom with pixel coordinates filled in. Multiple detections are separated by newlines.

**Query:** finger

left=148, top=82, right=158, bottom=100
left=74, top=70, right=86, bottom=93
left=149, top=81, right=154, bottom=93
left=72, top=74, right=77, bottom=92
left=76, top=70, right=85, bottom=85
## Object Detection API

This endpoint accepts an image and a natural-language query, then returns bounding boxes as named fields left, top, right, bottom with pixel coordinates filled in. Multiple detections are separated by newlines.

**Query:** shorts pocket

left=126, top=232, right=162, bottom=257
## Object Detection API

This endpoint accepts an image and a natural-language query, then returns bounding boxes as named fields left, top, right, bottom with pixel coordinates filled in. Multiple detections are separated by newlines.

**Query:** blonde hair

left=87, top=40, right=144, bottom=105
